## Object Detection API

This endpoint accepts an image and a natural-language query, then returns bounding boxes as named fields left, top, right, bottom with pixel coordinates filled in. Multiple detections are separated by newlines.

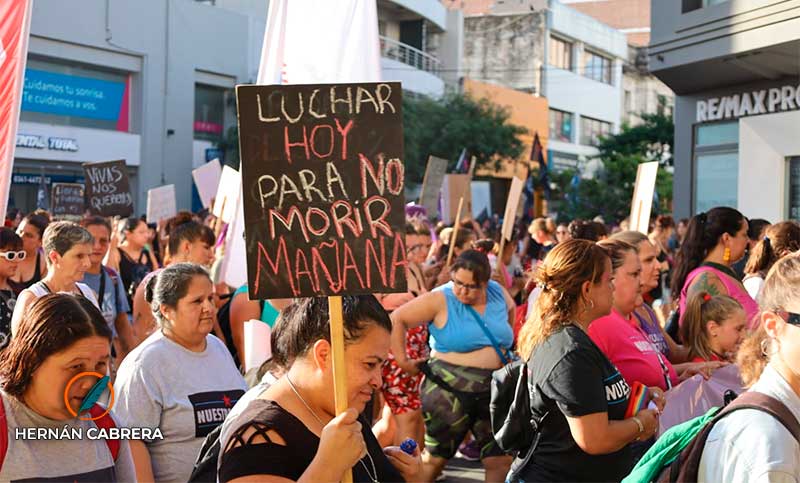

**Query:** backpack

left=629, top=391, right=800, bottom=483
left=0, top=393, right=120, bottom=470
left=490, top=358, right=544, bottom=482
left=188, top=423, right=223, bottom=483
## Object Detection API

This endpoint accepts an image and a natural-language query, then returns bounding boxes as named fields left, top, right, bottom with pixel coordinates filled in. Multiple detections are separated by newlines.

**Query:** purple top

left=679, top=265, right=760, bottom=329
left=634, top=304, right=670, bottom=357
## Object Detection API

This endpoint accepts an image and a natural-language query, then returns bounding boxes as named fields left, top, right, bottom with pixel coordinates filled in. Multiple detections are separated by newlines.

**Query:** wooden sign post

left=447, top=197, right=465, bottom=267
left=236, top=83, right=407, bottom=476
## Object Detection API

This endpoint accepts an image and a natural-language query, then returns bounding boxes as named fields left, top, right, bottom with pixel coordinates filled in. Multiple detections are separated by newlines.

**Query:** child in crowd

left=680, top=291, right=747, bottom=363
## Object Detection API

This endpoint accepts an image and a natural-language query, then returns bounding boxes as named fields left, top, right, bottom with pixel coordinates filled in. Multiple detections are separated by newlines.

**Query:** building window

left=580, top=116, right=611, bottom=146
left=683, top=0, right=728, bottom=13
left=583, top=50, right=612, bottom=84
left=194, top=84, right=229, bottom=142
left=549, top=36, right=572, bottom=71
left=693, top=122, right=738, bottom=213
left=549, top=109, right=573, bottom=143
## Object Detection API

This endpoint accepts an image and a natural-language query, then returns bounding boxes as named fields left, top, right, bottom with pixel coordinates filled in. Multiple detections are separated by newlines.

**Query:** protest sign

left=213, top=165, right=241, bottom=224
left=502, top=177, right=525, bottom=242
left=629, top=161, right=659, bottom=234
left=146, top=184, right=177, bottom=223
left=82, top=160, right=133, bottom=217
left=243, top=319, right=272, bottom=372
left=418, top=155, right=448, bottom=220
left=50, top=183, right=84, bottom=221
left=192, top=158, right=222, bottom=209
left=236, top=81, right=407, bottom=299
left=441, top=174, right=472, bottom=224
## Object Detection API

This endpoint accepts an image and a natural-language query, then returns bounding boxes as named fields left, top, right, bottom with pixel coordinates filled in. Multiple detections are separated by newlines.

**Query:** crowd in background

left=1, top=202, right=799, bottom=483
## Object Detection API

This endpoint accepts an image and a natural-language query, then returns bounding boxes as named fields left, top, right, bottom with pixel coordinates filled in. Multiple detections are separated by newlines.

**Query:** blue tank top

left=429, top=280, right=513, bottom=354
left=234, top=285, right=280, bottom=327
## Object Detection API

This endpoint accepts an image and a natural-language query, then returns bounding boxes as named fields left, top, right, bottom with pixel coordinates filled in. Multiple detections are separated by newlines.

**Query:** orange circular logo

left=63, top=371, right=115, bottom=421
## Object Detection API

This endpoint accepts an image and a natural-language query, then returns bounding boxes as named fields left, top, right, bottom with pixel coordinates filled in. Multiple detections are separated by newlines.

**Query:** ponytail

left=745, top=221, right=800, bottom=277
left=680, top=291, right=743, bottom=361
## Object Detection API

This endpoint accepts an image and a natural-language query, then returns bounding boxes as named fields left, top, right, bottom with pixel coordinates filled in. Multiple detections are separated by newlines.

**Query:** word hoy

left=257, top=83, right=398, bottom=124
left=697, top=84, right=800, bottom=122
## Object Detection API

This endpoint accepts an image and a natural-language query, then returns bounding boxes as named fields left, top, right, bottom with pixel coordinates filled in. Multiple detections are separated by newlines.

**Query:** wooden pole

left=447, top=197, right=465, bottom=268
left=327, top=295, right=353, bottom=483
left=495, top=238, right=507, bottom=278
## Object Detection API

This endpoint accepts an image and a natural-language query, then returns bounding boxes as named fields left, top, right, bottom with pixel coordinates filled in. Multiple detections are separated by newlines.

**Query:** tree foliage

left=550, top=111, right=675, bottom=223
left=403, top=93, right=527, bottom=184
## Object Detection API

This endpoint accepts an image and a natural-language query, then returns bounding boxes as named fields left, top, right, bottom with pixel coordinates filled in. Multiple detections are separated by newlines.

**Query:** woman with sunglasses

left=0, top=228, right=24, bottom=350
left=10, top=211, right=49, bottom=294
left=697, top=253, right=800, bottom=481
left=391, top=249, right=515, bottom=482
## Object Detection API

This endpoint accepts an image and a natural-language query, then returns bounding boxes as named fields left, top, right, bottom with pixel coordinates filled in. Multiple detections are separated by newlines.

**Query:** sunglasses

left=0, top=251, right=26, bottom=261
left=781, top=311, right=800, bottom=326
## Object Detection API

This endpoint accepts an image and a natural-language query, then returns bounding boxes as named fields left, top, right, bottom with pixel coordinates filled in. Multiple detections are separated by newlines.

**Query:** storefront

left=680, top=79, right=800, bottom=221
left=11, top=57, right=140, bottom=214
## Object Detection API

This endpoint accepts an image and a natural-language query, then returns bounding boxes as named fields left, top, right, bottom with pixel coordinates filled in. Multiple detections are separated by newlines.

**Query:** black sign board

left=82, top=160, right=133, bottom=218
left=236, top=82, right=407, bottom=299
left=51, top=183, right=85, bottom=220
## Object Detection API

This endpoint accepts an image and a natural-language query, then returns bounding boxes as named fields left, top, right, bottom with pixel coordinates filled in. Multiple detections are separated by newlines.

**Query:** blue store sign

left=21, top=69, right=126, bottom=121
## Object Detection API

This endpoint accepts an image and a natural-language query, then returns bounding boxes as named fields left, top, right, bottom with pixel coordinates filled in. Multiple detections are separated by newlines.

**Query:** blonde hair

left=518, top=239, right=609, bottom=359
left=744, top=221, right=800, bottom=278
left=681, top=291, right=743, bottom=361
left=738, top=253, right=800, bottom=386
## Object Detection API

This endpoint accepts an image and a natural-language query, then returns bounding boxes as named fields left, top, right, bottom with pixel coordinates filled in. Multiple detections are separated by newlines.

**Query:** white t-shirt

left=743, top=275, right=765, bottom=301
left=698, top=365, right=800, bottom=483
left=113, top=330, right=247, bottom=483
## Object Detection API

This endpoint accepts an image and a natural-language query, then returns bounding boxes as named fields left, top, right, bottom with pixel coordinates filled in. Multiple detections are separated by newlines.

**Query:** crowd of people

left=0, top=203, right=799, bottom=482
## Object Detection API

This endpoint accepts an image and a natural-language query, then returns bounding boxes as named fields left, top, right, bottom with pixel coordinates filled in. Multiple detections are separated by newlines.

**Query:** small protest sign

left=82, top=160, right=133, bottom=217
left=629, top=161, right=659, bottom=234
left=50, top=183, right=84, bottom=221
left=419, top=156, right=448, bottom=220
left=213, top=165, right=241, bottom=224
left=236, top=81, right=407, bottom=299
left=146, top=185, right=177, bottom=223
left=192, top=159, right=223, bottom=209
left=502, top=177, right=525, bottom=241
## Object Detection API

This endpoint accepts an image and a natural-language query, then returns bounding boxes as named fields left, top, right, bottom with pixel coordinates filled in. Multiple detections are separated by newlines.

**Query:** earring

left=723, top=247, right=731, bottom=264
left=582, top=299, right=595, bottom=314
left=760, top=337, right=770, bottom=356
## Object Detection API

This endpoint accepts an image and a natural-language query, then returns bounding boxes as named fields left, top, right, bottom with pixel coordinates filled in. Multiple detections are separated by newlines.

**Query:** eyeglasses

left=0, top=251, right=26, bottom=261
left=780, top=311, right=800, bottom=326
left=452, top=279, right=480, bottom=291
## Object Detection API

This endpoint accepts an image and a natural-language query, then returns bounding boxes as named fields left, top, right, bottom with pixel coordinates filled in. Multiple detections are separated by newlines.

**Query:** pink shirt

left=678, top=266, right=760, bottom=329
left=589, top=309, right=679, bottom=391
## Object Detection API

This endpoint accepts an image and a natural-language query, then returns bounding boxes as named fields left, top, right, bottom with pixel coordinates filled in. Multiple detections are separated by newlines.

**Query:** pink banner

left=0, top=0, right=32, bottom=218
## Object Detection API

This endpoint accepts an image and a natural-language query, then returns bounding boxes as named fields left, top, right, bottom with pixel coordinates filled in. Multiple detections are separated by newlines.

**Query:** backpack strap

left=88, top=405, right=121, bottom=461
left=668, top=391, right=800, bottom=482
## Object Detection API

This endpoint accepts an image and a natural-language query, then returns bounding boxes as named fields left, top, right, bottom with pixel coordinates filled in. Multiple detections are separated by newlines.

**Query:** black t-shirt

left=219, top=400, right=404, bottom=483
left=0, top=289, right=16, bottom=350
left=521, top=325, right=633, bottom=482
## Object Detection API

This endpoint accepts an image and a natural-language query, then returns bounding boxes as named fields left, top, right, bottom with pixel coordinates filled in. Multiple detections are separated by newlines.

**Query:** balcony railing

left=380, top=35, right=441, bottom=75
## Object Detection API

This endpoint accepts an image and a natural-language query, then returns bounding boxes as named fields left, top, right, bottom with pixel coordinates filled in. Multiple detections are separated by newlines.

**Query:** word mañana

left=255, top=233, right=408, bottom=297
left=15, top=426, right=164, bottom=441
left=257, top=84, right=397, bottom=124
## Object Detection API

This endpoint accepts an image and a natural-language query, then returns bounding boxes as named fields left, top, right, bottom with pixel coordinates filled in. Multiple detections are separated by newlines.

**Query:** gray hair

left=42, top=221, right=93, bottom=264
left=144, top=262, right=211, bottom=328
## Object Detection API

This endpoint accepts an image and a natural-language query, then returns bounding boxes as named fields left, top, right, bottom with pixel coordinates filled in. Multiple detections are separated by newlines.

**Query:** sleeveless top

left=118, top=247, right=154, bottom=307
left=233, top=285, right=279, bottom=327
left=218, top=399, right=403, bottom=483
left=428, top=280, right=513, bottom=354
left=28, top=281, right=100, bottom=308
left=9, top=251, right=42, bottom=295
left=679, top=265, right=760, bottom=329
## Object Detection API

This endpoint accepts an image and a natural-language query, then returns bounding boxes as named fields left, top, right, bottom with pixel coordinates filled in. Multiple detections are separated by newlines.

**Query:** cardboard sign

left=419, top=155, right=448, bottom=220
left=192, top=158, right=223, bottom=209
left=82, top=160, right=133, bottom=217
left=502, top=176, right=525, bottom=241
left=146, top=184, right=177, bottom=223
left=440, top=174, right=472, bottom=224
left=50, top=183, right=84, bottom=221
left=236, top=82, right=407, bottom=299
left=213, top=165, right=241, bottom=224
left=629, top=161, right=659, bottom=234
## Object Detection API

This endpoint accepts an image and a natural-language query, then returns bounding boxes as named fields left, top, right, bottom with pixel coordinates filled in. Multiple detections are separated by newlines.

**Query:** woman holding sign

left=391, top=249, right=515, bottom=482
left=218, top=296, right=421, bottom=483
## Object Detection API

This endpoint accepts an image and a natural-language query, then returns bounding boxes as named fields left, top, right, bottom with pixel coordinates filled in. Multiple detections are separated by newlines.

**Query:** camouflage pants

left=421, top=358, right=505, bottom=460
